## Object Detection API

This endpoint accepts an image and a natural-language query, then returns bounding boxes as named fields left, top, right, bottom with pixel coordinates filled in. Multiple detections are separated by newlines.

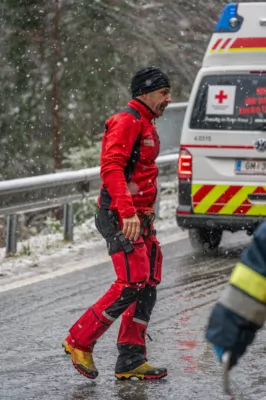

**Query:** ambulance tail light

left=178, top=148, right=192, bottom=181
left=215, top=3, right=243, bottom=33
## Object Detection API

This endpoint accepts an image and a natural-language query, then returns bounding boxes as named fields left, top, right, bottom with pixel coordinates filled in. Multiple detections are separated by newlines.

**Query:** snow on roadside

left=0, top=192, right=181, bottom=286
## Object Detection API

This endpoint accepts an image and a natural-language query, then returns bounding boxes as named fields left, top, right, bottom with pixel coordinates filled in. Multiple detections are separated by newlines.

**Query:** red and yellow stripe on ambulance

left=210, top=37, right=266, bottom=53
left=192, top=184, right=266, bottom=216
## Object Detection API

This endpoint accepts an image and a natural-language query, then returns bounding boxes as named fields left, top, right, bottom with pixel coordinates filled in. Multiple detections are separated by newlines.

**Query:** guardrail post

left=154, top=180, right=161, bottom=219
left=63, top=203, right=74, bottom=241
left=6, top=214, right=18, bottom=256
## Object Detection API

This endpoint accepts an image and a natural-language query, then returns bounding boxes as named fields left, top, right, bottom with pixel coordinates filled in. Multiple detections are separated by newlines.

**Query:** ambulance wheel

left=188, top=228, right=222, bottom=252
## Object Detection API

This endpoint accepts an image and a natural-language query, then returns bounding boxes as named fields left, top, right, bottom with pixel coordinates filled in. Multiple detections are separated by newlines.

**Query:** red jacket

left=98, top=99, right=160, bottom=219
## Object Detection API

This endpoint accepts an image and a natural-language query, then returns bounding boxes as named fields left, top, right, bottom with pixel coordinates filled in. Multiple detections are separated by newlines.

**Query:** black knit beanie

left=131, top=66, right=170, bottom=98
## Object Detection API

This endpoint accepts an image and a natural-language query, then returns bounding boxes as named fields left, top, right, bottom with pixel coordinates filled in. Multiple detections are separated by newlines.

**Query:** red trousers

left=69, top=232, right=163, bottom=358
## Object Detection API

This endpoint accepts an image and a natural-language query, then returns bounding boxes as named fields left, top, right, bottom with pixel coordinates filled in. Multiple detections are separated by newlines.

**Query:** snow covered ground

left=0, top=191, right=184, bottom=291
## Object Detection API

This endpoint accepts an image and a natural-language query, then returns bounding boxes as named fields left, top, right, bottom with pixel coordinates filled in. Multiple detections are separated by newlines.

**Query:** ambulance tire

left=188, top=228, right=222, bottom=253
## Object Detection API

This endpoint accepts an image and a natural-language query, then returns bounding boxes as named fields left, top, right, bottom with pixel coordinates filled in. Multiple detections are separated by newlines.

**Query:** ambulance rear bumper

left=176, top=208, right=264, bottom=233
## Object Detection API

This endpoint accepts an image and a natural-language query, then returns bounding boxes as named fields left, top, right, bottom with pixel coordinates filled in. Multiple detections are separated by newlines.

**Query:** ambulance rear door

left=187, top=68, right=266, bottom=218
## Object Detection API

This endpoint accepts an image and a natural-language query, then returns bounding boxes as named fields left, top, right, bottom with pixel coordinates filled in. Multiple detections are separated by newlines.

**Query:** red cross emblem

left=215, top=90, right=228, bottom=104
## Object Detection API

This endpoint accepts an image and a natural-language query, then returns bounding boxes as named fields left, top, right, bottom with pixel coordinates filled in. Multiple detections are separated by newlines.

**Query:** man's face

left=143, top=87, right=172, bottom=117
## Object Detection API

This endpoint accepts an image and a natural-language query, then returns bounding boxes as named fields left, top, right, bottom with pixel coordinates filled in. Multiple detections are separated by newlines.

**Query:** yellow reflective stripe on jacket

left=219, top=284, right=266, bottom=325
left=230, top=262, right=266, bottom=303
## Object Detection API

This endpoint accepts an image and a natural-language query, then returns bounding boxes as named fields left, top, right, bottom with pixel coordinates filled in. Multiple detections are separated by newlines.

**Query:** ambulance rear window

left=190, top=74, right=266, bottom=130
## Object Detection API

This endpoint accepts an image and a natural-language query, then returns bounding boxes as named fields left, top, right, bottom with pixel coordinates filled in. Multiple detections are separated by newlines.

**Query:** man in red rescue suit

left=63, top=66, right=171, bottom=380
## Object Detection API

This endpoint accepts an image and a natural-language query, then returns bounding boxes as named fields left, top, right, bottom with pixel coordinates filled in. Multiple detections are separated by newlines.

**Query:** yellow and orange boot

left=67, top=343, right=98, bottom=379
left=115, top=361, right=167, bottom=380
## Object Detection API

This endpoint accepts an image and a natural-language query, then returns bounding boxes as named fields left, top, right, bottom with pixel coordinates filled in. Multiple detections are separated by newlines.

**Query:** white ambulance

left=176, top=2, right=266, bottom=251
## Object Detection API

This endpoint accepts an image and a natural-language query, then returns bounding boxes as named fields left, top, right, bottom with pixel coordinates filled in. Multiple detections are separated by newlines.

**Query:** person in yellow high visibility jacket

left=205, top=220, right=266, bottom=369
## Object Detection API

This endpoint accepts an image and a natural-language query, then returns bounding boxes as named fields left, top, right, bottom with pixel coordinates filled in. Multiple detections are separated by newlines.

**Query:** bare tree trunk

left=52, top=0, right=63, bottom=221
left=52, top=0, right=61, bottom=171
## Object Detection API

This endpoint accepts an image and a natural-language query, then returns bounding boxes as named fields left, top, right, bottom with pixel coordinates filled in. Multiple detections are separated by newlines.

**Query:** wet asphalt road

left=1, top=232, right=266, bottom=400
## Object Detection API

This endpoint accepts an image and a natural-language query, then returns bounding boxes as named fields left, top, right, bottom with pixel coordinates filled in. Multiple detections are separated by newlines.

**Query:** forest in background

left=0, top=0, right=255, bottom=180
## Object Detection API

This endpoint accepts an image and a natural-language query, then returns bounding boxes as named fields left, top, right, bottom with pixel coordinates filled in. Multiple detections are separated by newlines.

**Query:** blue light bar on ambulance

left=215, top=3, right=243, bottom=33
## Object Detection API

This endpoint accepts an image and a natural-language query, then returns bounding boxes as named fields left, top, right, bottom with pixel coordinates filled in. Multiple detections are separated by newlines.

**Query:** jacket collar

left=128, top=98, right=157, bottom=121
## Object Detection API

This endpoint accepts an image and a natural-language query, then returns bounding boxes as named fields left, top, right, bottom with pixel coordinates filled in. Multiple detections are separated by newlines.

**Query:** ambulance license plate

left=235, top=160, right=266, bottom=174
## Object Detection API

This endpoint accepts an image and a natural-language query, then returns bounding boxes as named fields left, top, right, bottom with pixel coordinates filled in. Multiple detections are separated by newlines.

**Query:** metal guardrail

left=1, top=153, right=179, bottom=257
left=1, top=101, right=189, bottom=257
